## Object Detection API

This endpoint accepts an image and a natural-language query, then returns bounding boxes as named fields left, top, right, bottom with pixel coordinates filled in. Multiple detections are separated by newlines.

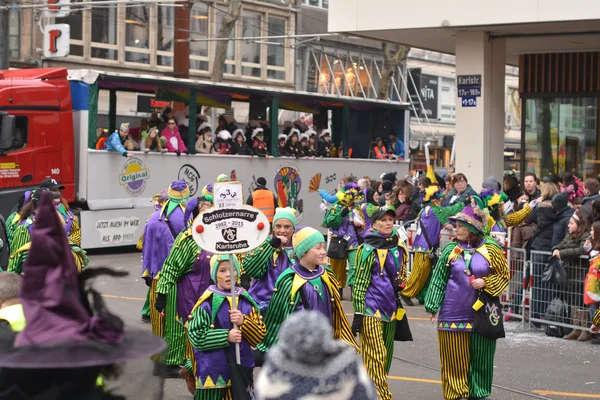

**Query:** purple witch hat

left=448, top=205, right=486, bottom=234
left=0, top=192, right=165, bottom=369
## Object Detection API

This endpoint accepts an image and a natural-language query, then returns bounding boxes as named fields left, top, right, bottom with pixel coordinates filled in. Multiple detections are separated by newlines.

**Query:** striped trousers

left=193, top=388, right=232, bottom=400
left=402, top=253, right=432, bottom=298
left=163, top=287, right=186, bottom=366
left=329, top=258, right=347, bottom=289
left=438, top=331, right=497, bottom=400
left=360, top=316, right=396, bottom=400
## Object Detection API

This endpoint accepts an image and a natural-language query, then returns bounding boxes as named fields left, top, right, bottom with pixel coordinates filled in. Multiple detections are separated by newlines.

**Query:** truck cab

left=0, top=68, right=75, bottom=217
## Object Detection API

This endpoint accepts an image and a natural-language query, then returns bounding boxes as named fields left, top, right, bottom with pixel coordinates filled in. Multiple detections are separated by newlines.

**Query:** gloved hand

left=352, top=314, right=363, bottom=336
left=176, top=150, right=181, bottom=157
left=155, top=293, right=167, bottom=312
left=341, top=207, right=351, bottom=217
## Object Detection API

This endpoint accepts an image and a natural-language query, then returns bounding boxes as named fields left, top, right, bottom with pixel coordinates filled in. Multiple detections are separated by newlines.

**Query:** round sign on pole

left=192, top=205, right=270, bottom=254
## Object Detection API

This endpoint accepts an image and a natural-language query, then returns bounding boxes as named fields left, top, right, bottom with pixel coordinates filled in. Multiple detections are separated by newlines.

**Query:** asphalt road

left=90, top=250, right=600, bottom=400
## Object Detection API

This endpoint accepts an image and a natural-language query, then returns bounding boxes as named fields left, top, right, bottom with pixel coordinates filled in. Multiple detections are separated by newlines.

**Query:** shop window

left=190, top=2, right=209, bottom=71
left=524, top=97, right=599, bottom=179
left=305, top=0, right=328, bottom=8
left=91, top=3, right=118, bottom=60
left=8, top=10, right=18, bottom=59
left=125, top=5, right=150, bottom=64
left=157, top=6, right=174, bottom=67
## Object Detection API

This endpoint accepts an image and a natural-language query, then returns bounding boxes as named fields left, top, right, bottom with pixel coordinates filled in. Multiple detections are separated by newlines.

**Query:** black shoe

left=141, top=315, right=150, bottom=323
left=591, top=338, right=600, bottom=345
left=339, top=288, right=344, bottom=300
left=401, top=295, right=414, bottom=306
left=418, top=300, right=425, bottom=305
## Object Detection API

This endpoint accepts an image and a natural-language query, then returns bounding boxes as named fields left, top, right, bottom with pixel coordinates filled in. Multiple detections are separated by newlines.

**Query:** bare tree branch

left=377, top=43, right=411, bottom=100
left=211, top=0, right=242, bottom=82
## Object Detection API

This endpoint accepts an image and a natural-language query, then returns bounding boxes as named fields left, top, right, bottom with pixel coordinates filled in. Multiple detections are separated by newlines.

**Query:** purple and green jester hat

left=0, top=192, right=165, bottom=369
left=449, top=205, right=486, bottom=235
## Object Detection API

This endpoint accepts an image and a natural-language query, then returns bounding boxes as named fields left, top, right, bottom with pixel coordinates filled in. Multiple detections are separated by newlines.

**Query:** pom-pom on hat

left=168, top=180, right=190, bottom=200
left=210, top=254, right=241, bottom=284
left=272, top=207, right=297, bottom=229
left=217, top=130, right=232, bottom=141
left=292, top=227, right=325, bottom=260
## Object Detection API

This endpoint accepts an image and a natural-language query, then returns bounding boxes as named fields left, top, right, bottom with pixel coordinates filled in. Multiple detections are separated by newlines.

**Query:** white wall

left=329, top=0, right=600, bottom=32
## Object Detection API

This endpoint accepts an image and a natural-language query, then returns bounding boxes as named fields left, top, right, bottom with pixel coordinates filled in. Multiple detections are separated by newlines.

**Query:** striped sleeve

left=593, top=309, right=600, bottom=327
left=156, top=232, right=196, bottom=295
left=327, top=270, right=359, bottom=351
left=506, top=205, right=532, bottom=227
left=433, top=201, right=465, bottom=225
left=257, top=274, right=294, bottom=352
left=352, top=246, right=374, bottom=315
left=482, top=243, right=510, bottom=296
left=69, top=217, right=82, bottom=247
left=398, top=242, right=409, bottom=283
left=241, top=238, right=277, bottom=280
left=424, top=245, right=454, bottom=315
left=8, top=226, right=30, bottom=274
left=240, top=307, right=266, bottom=347
left=188, top=306, right=230, bottom=351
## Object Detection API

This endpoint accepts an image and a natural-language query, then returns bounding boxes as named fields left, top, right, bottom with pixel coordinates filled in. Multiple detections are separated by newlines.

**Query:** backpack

left=543, top=298, right=572, bottom=337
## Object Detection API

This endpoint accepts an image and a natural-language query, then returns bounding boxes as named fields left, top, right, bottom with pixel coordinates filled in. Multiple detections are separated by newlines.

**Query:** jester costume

left=8, top=191, right=88, bottom=274
left=188, top=255, right=265, bottom=400
left=142, top=180, right=189, bottom=352
left=402, top=186, right=465, bottom=302
left=323, top=183, right=362, bottom=288
left=156, top=224, right=213, bottom=367
left=353, top=212, right=409, bottom=400
left=257, top=227, right=358, bottom=354
left=478, top=189, right=532, bottom=235
left=241, top=208, right=297, bottom=313
left=425, top=206, right=509, bottom=400
left=5, top=191, right=32, bottom=250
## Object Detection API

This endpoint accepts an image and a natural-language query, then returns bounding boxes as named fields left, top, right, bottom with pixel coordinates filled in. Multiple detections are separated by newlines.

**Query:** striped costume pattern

left=353, top=233, right=408, bottom=400
left=329, top=257, right=347, bottom=288
left=323, top=204, right=360, bottom=288
left=426, top=241, right=509, bottom=400
left=156, top=229, right=202, bottom=367
left=258, top=267, right=358, bottom=353
left=360, top=317, right=395, bottom=400
left=401, top=253, right=432, bottom=298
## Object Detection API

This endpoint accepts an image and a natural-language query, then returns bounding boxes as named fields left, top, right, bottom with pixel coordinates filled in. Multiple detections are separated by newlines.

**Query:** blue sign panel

left=461, top=97, right=477, bottom=107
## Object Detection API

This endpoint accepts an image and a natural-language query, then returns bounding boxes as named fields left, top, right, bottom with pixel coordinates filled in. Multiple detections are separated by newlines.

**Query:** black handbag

left=327, top=235, right=347, bottom=259
left=393, top=305, right=413, bottom=342
left=542, top=256, right=568, bottom=286
left=473, top=289, right=505, bottom=340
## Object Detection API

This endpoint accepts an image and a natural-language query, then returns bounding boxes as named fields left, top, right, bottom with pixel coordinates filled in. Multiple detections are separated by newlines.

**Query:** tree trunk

left=377, top=43, right=410, bottom=100
left=211, top=0, right=242, bottom=83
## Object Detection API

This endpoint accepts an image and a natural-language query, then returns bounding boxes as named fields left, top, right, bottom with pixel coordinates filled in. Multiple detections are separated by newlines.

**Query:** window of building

left=157, top=6, right=174, bottom=67
left=305, top=0, right=328, bottom=8
left=241, top=11, right=262, bottom=77
left=55, top=10, right=84, bottom=57
left=267, top=16, right=286, bottom=81
left=440, top=77, right=456, bottom=121
left=215, top=8, right=237, bottom=74
left=91, top=3, right=118, bottom=61
left=190, top=2, right=209, bottom=72
left=125, top=5, right=150, bottom=64
left=8, top=10, right=19, bottom=59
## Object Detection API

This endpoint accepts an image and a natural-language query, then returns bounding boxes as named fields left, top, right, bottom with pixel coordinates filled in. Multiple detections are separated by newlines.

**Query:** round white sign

left=192, top=205, right=270, bottom=254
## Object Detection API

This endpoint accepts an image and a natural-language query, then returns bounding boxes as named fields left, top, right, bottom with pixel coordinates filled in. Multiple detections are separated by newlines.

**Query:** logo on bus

left=119, top=158, right=150, bottom=196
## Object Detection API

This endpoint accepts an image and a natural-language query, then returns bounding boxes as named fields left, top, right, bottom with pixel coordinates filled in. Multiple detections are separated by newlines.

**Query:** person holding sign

left=155, top=196, right=214, bottom=378
left=352, top=207, right=409, bottom=400
left=187, top=255, right=266, bottom=400
left=257, top=227, right=358, bottom=355
left=242, top=208, right=297, bottom=314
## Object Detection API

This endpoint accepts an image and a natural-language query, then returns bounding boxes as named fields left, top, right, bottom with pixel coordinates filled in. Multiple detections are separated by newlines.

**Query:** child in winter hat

left=255, top=310, right=377, bottom=400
